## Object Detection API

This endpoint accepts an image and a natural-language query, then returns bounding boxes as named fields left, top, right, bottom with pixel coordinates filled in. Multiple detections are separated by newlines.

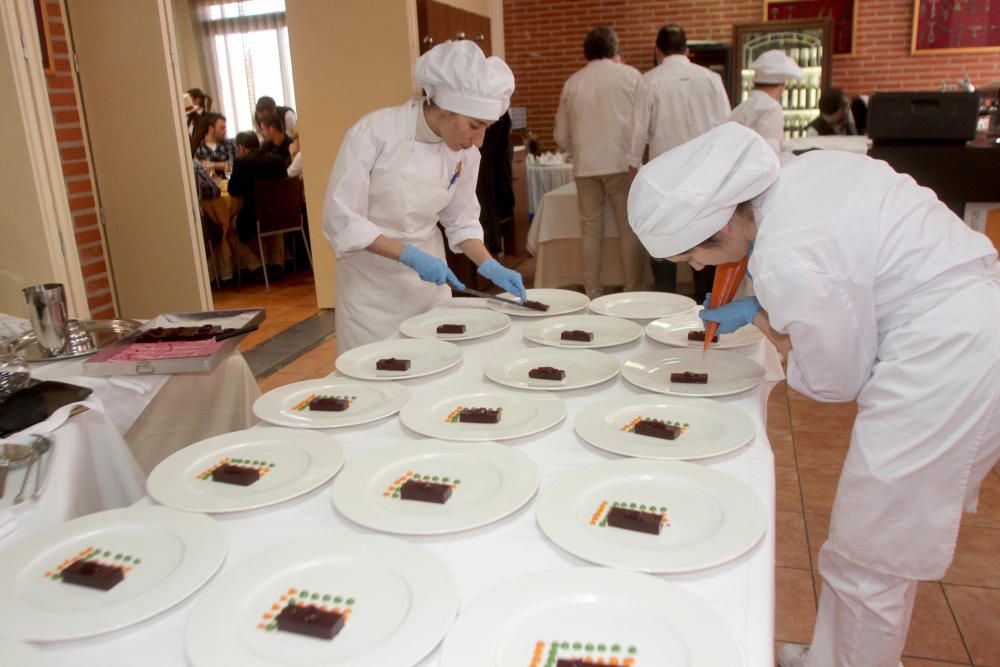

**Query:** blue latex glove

left=699, top=295, right=761, bottom=334
left=398, top=244, right=465, bottom=289
left=478, top=259, right=527, bottom=302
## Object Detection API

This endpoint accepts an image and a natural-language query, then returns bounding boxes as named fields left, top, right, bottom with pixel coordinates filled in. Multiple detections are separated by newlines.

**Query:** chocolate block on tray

left=276, top=604, right=345, bottom=640
left=436, top=323, right=466, bottom=335
left=308, top=396, right=350, bottom=412
left=400, top=479, right=453, bottom=504
left=634, top=419, right=681, bottom=440
left=687, top=330, right=719, bottom=343
left=670, top=371, right=708, bottom=384
left=528, top=366, right=565, bottom=381
left=135, top=325, right=231, bottom=343
left=211, top=463, right=260, bottom=486
left=459, top=407, right=501, bottom=424
left=61, top=559, right=125, bottom=591
left=521, top=300, right=550, bottom=312
left=376, top=357, right=410, bottom=372
left=560, top=330, right=593, bottom=342
left=607, top=506, right=662, bottom=535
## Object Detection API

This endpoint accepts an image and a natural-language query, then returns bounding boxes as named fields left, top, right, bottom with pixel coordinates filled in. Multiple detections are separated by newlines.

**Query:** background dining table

left=32, top=298, right=784, bottom=667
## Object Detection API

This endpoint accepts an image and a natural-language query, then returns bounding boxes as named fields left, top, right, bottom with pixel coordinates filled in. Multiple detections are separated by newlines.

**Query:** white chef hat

left=627, top=123, right=780, bottom=258
left=751, top=49, right=805, bottom=84
left=413, top=41, right=515, bottom=121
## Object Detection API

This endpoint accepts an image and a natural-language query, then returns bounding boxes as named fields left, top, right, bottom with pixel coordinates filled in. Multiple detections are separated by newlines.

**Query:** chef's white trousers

left=806, top=545, right=917, bottom=667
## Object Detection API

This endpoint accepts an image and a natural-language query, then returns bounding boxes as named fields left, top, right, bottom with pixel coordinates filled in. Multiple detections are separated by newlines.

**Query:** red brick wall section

left=43, top=0, right=115, bottom=318
left=504, top=0, right=1000, bottom=150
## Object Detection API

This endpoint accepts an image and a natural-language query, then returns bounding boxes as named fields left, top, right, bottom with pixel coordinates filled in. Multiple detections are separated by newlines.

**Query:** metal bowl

left=3, top=319, right=141, bottom=362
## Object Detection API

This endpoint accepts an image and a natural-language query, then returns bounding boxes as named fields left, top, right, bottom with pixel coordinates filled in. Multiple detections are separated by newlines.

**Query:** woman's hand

left=398, top=244, right=465, bottom=289
left=477, top=259, right=527, bottom=302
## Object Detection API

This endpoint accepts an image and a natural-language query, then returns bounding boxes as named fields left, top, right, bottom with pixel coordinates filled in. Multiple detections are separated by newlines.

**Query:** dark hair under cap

left=583, top=26, right=619, bottom=61
left=656, top=25, right=687, bottom=55
left=235, top=131, right=259, bottom=149
left=818, top=89, right=848, bottom=116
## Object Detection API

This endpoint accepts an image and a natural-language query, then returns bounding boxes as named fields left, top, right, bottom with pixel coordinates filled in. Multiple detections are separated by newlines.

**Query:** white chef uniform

left=727, top=50, right=803, bottom=162
left=627, top=54, right=731, bottom=165
left=628, top=123, right=1000, bottom=667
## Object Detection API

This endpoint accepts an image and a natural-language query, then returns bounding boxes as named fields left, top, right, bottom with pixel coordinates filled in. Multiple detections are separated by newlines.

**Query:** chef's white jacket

left=553, top=59, right=641, bottom=177
left=727, top=90, right=786, bottom=159
left=627, top=54, right=731, bottom=166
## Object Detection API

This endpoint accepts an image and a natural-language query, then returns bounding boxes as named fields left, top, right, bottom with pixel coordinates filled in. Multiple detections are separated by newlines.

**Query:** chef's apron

left=335, top=102, right=455, bottom=353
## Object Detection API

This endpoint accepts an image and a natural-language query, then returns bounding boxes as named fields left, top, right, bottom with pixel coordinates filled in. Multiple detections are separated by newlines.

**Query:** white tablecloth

left=786, top=134, right=871, bottom=154
left=527, top=181, right=652, bottom=289
left=0, top=316, right=260, bottom=548
left=38, top=299, right=783, bottom=667
left=527, top=161, right=574, bottom=215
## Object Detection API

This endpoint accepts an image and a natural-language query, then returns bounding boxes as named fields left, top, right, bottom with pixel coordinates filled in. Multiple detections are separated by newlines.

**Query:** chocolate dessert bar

left=522, top=300, right=550, bottom=312
left=687, top=330, right=719, bottom=343
left=400, top=478, right=453, bottom=504
left=458, top=407, right=501, bottom=424
left=634, top=419, right=681, bottom=440
left=211, top=463, right=260, bottom=486
left=308, top=396, right=349, bottom=412
left=556, top=660, right=588, bottom=667
left=61, top=559, right=125, bottom=591
left=528, top=366, right=566, bottom=381
left=560, top=330, right=594, bottom=342
left=607, top=506, right=662, bottom=535
left=436, top=323, right=466, bottom=335
left=670, top=371, right=708, bottom=384
left=375, top=358, right=410, bottom=371
left=135, top=325, right=236, bottom=343
left=276, top=604, right=345, bottom=640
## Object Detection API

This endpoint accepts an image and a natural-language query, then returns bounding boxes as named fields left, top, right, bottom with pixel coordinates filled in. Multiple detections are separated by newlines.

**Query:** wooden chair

left=253, top=177, right=312, bottom=291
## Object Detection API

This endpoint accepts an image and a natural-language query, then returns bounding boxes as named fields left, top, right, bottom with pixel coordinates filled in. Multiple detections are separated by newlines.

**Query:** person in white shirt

left=554, top=26, right=646, bottom=298
left=628, top=122, right=1000, bottom=667
left=627, top=25, right=730, bottom=296
left=727, top=50, right=803, bottom=160
left=322, top=41, right=526, bottom=353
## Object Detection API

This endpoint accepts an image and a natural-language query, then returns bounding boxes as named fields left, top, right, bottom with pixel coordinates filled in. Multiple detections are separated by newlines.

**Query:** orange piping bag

left=703, top=254, right=749, bottom=357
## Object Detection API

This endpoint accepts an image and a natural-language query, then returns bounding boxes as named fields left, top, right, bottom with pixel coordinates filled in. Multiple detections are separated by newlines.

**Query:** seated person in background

left=193, top=113, right=237, bottom=175
left=254, top=96, right=297, bottom=140
left=228, top=131, right=288, bottom=279
left=287, top=136, right=302, bottom=178
left=806, top=89, right=858, bottom=136
left=192, top=160, right=220, bottom=201
left=259, top=113, right=294, bottom=168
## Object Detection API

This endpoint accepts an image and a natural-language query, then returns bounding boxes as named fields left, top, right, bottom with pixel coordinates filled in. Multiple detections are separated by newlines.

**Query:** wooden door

left=417, top=0, right=491, bottom=56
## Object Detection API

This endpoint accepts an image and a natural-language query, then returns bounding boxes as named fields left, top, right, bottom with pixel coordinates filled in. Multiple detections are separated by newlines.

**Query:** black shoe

left=240, top=268, right=265, bottom=284
left=267, top=265, right=286, bottom=281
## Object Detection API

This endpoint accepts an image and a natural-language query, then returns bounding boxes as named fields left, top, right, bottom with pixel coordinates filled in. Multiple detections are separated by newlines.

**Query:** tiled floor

left=211, top=270, right=321, bottom=353
left=769, top=380, right=1000, bottom=666
left=236, top=266, right=1000, bottom=667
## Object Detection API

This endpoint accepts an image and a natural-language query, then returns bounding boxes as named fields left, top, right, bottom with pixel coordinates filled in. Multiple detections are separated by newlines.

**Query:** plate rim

left=0, top=506, right=226, bottom=641
left=184, top=534, right=459, bottom=667
left=644, top=312, right=763, bottom=350
left=331, top=439, right=539, bottom=535
left=572, top=394, right=756, bottom=461
left=486, top=288, right=590, bottom=318
left=253, top=378, right=411, bottom=429
left=521, top=314, right=643, bottom=349
left=621, top=348, right=765, bottom=398
left=398, top=307, right=512, bottom=341
left=147, top=427, right=345, bottom=513
left=588, top=291, right=697, bottom=320
left=334, top=339, right=463, bottom=381
left=398, top=383, right=567, bottom=441
left=483, top=347, right=621, bottom=392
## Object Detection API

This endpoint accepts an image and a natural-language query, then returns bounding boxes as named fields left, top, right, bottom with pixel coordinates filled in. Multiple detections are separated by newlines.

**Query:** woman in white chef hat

left=323, top=41, right=526, bottom=353
left=727, top=49, right=804, bottom=160
left=629, top=122, right=1000, bottom=667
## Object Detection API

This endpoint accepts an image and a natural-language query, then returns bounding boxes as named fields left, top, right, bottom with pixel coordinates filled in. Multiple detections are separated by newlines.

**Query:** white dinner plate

left=440, top=567, right=746, bottom=667
left=522, top=314, right=642, bottom=349
left=536, top=459, right=766, bottom=573
left=334, top=339, right=462, bottom=381
left=622, top=348, right=765, bottom=397
left=185, top=535, right=459, bottom=667
left=574, top=395, right=756, bottom=460
left=147, top=427, right=344, bottom=513
left=487, top=288, right=589, bottom=317
left=398, top=384, right=566, bottom=441
left=253, top=378, right=410, bottom=429
left=645, top=309, right=763, bottom=349
left=484, top=348, right=619, bottom=391
left=332, top=439, right=538, bottom=534
left=0, top=637, right=46, bottom=667
left=589, top=291, right=697, bottom=320
left=399, top=307, right=510, bottom=341
left=0, top=506, right=225, bottom=641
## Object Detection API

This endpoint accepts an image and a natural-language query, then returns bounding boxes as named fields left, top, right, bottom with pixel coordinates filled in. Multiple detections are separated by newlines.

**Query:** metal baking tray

left=82, top=308, right=265, bottom=376
left=3, top=319, right=141, bottom=362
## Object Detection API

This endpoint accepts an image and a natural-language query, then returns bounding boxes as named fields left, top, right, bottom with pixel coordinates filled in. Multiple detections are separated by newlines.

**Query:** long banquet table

left=37, top=298, right=783, bottom=667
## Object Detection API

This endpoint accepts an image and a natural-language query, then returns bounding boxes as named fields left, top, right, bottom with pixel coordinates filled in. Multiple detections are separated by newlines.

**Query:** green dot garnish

left=572, top=642, right=581, bottom=650
left=345, top=598, right=355, bottom=606
left=560, top=641, right=569, bottom=649
left=432, top=476, right=439, bottom=481
left=611, top=643, right=621, bottom=652
left=133, top=558, right=141, bottom=565
left=629, top=645, right=637, bottom=653
left=442, top=477, right=450, bottom=483
left=454, top=479, right=461, bottom=484
left=598, top=643, right=606, bottom=651
left=323, top=594, right=332, bottom=602
left=639, top=504, right=646, bottom=510
left=585, top=643, right=593, bottom=651
left=629, top=503, right=636, bottom=509
left=299, top=591, right=308, bottom=598
left=311, top=593, right=319, bottom=600
left=333, top=596, right=343, bottom=603
left=103, top=550, right=111, bottom=557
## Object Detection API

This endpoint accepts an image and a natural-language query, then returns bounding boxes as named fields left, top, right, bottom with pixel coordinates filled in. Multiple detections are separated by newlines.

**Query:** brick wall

left=504, top=0, right=1000, bottom=149
left=43, top=0, right=115, bottom=318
